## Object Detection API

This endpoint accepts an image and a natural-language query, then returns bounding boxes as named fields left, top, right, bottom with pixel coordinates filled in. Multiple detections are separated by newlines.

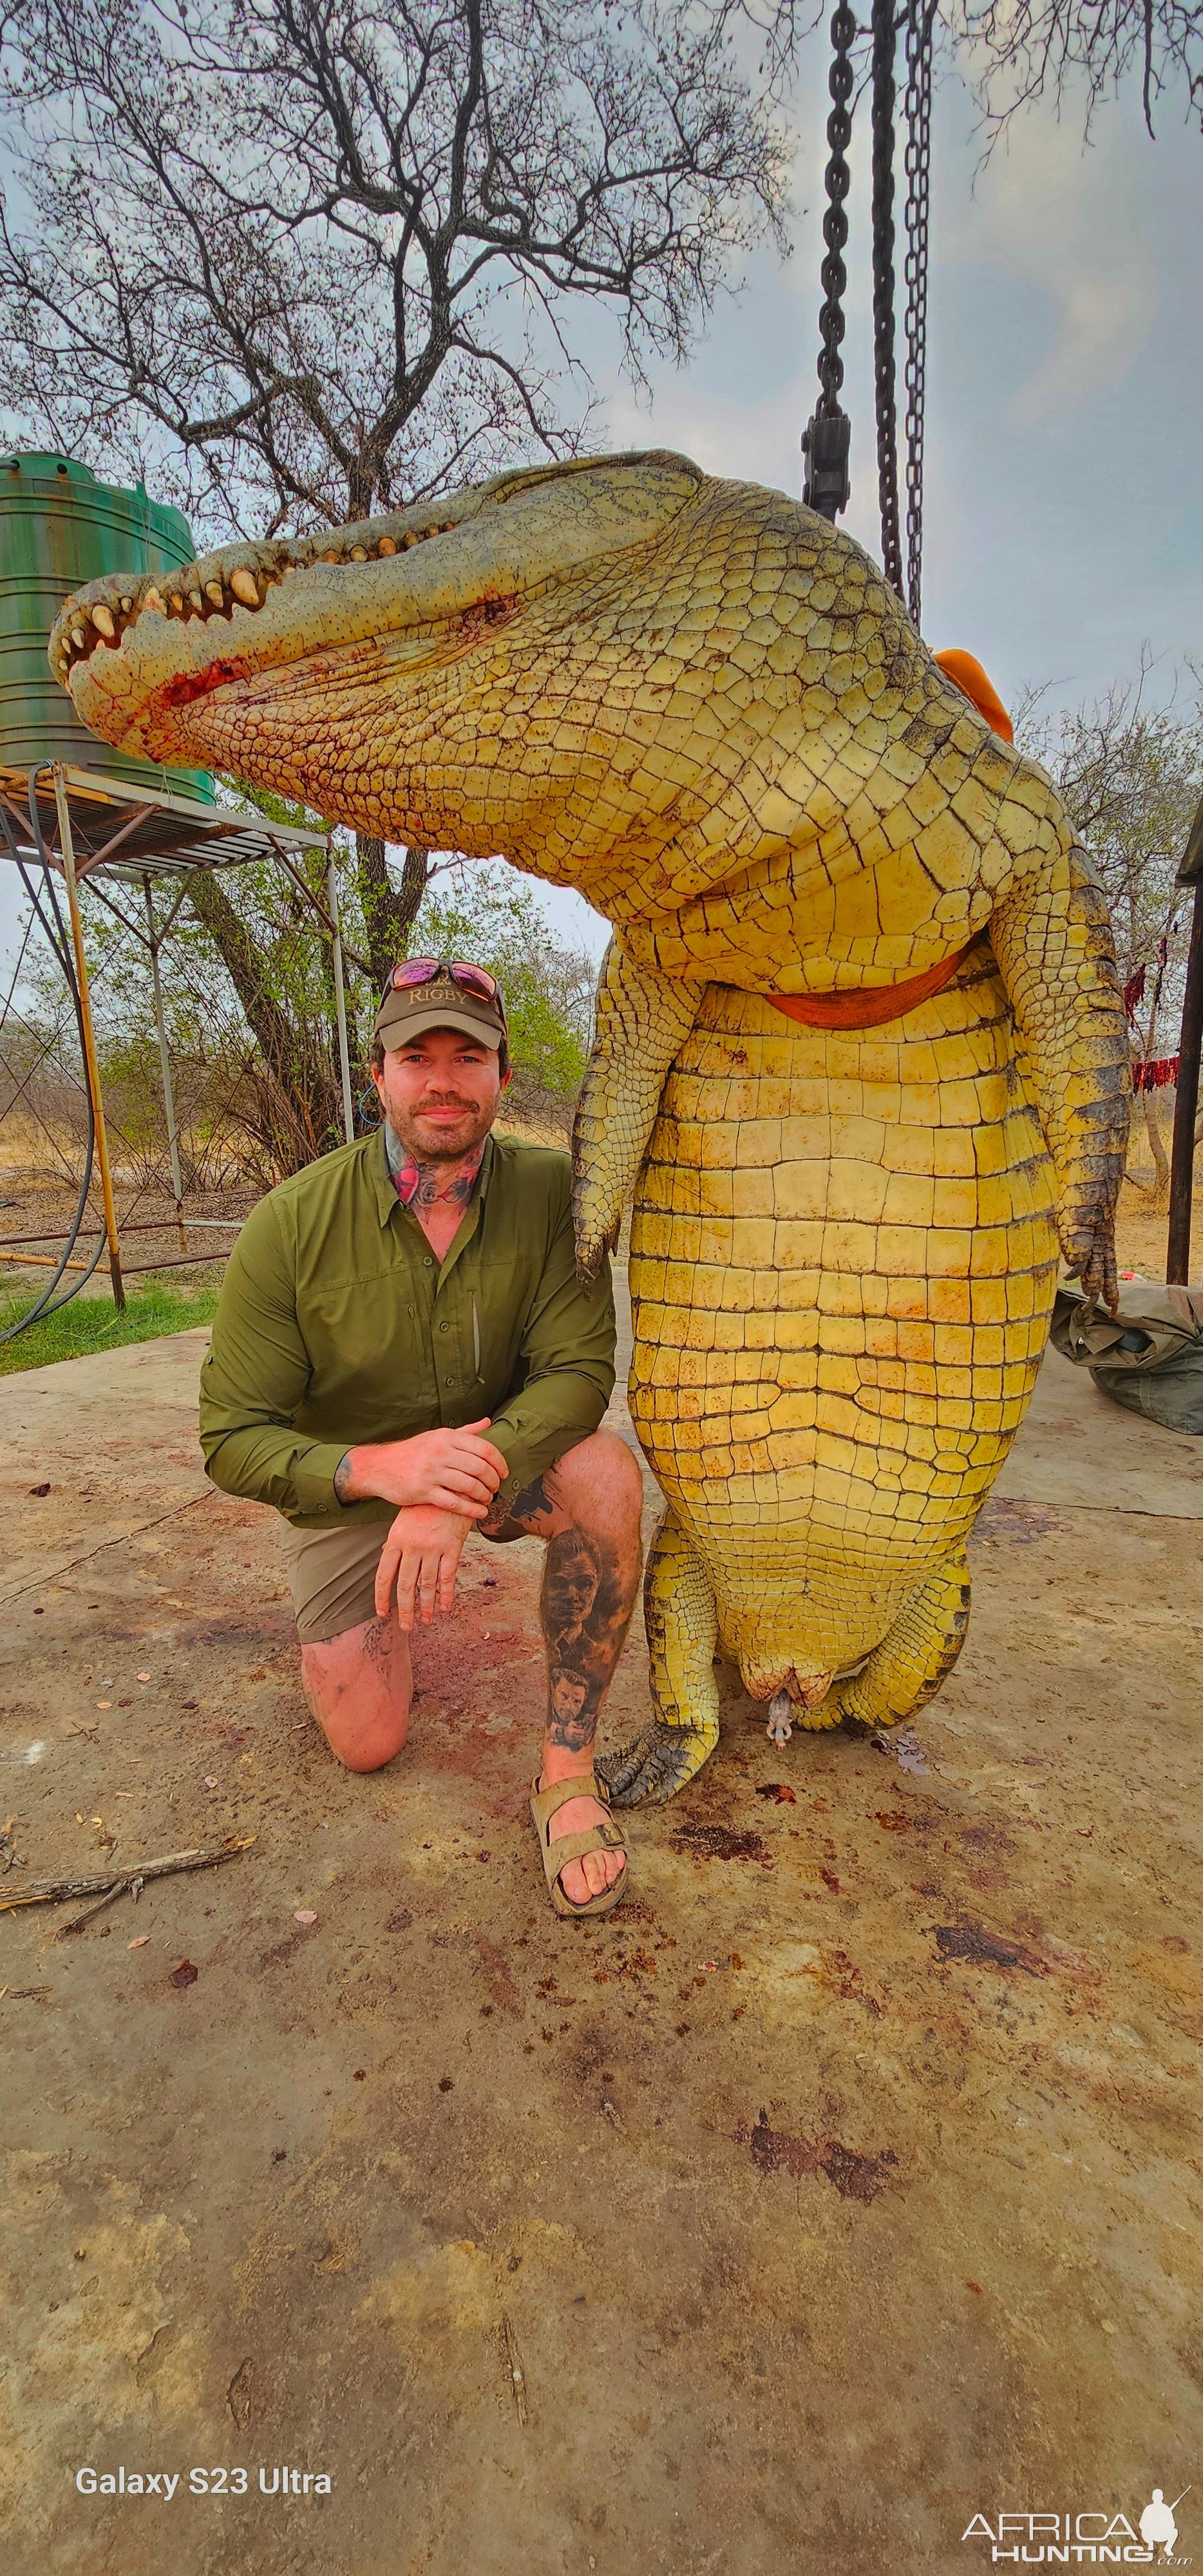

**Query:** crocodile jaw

left=50, top=450, right=703, bottom=816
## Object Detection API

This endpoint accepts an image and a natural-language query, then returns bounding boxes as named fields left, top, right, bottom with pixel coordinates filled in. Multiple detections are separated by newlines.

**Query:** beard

left=385, top=1090, right=497, bottom=1166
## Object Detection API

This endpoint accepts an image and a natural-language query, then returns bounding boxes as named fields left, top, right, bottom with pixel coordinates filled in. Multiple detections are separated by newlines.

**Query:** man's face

left=372, top=1025, right=507, bottom=1164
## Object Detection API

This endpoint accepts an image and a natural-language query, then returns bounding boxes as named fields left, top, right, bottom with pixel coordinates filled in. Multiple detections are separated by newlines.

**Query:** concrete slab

left=995, top=1341, right=1203, bottom=1520
left=1, top=1313, right=1200, bottom=2576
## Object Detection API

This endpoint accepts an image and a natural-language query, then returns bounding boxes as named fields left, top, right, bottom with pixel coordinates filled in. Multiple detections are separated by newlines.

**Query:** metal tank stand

left=0, top=762, right=344, bottom=1321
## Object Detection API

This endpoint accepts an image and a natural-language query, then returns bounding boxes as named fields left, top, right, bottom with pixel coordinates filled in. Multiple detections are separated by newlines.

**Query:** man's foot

left=536, top=1767, right=626, bottom=1909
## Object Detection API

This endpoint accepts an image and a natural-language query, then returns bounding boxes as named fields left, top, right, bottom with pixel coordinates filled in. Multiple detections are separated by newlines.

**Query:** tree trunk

left=1138, top=954, right=1171, bottom=1211
left=1144, top=1093, right=1171, bottom=1211
left=356, top=835, right=430, bottom=991
left=187, top=869, right=343, bottom=1174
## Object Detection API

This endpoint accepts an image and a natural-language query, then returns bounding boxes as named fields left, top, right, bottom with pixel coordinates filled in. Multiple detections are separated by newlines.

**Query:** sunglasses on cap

left=382, top=957, right=506, bottom=1018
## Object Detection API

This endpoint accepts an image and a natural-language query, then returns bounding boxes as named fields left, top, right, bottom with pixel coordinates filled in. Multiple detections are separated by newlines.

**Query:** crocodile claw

left=596, top=1720, right=717, bottom=1807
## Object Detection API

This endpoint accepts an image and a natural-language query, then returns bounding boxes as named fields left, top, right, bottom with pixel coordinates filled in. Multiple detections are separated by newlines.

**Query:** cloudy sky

left=536, top=41, right=1203, bottom=957
left=2, top=39, right=1198, bottom=969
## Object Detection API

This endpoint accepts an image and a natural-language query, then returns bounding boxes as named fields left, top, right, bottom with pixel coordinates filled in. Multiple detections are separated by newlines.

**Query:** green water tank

left=0, top=450, right=214, bottom=804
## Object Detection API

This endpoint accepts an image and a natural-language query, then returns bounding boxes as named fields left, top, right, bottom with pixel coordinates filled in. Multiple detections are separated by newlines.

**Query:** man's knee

left=328, top=1727, right=406, bottom=1776
left=554, top=1430, right=644, bottom=1535
left=299, top=1617, right=412, bottom=1772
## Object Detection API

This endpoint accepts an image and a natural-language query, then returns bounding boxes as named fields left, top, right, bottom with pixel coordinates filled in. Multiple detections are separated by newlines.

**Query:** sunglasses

left=384, top=957, right=505, bottom=1017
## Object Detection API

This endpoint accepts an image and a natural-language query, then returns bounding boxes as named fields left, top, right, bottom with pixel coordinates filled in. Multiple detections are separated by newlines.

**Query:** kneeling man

left=199, top=959, right=643, bottom=1918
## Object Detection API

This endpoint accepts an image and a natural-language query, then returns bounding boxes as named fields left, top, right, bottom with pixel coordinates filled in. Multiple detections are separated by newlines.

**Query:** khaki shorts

left=278, top=1511, right=521, bottom=1645
left=277, top=1519, right=393, bottom=1645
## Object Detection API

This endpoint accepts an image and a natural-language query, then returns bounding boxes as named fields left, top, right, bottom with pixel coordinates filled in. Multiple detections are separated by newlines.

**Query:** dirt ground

left=1, top=1269, right=1201, bottom=2576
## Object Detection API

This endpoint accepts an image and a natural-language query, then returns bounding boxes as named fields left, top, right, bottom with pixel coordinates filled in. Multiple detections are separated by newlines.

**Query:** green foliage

left=0, top=1280, right=221, bottom=1375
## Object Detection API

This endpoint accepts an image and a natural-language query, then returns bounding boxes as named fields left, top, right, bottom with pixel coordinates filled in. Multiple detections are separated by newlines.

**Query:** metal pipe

left=143, top=874, right=187, bottom=1251
left=0, top=1216, right=247, bottom=1247
left=327, top=851, right=355, bottom=1145
left=0, top=1250, right=93, bottom=1271
left=1167, top=869, right=1203, bottom=1284
left=1, top=1248, right=229, bottom=1275
left=53, top=768, right=125, bottom=1310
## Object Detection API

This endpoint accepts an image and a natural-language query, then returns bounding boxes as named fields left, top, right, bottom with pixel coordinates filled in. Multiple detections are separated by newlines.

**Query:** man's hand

left=336, top=1419, right=509, bottom=1515
left=374, top=1505, right=473, bottom=1631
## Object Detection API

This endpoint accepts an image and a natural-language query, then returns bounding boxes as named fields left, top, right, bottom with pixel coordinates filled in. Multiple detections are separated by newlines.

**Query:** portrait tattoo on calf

left=480, top=1470, right=638, bottom=1748
left=541, top=1526, right=636, bottom=1752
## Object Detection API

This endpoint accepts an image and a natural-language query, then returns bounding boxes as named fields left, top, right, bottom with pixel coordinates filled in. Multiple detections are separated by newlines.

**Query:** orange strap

left=768, top=647, right=1010, bottom=1032
left=932, top=647, right=1013, bottom=743
left=768, top=942, right=975, bottom=1032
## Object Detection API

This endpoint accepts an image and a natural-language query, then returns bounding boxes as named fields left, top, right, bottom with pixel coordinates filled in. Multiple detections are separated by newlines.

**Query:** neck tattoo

left=390, top=1133, right=485, bottom=1214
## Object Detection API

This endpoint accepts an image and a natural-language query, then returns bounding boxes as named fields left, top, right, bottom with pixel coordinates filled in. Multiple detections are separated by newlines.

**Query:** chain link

left=870, top=0, right=904, bottom=601
left=903, top=0, right=933, bottom=629
left=802, top=1, right=856, bottom=520
left=817, top=1, right=857, bottom=415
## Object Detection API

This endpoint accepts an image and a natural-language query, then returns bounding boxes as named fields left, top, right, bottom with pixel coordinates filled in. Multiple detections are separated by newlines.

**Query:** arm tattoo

left=479, top=1471, right=553, bottom=1538
left=333, top=1451, right=355, bottom=1506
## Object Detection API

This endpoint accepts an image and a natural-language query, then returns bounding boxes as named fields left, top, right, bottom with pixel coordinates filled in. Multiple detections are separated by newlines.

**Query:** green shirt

left=198, top=1128, right=616, bottom=1526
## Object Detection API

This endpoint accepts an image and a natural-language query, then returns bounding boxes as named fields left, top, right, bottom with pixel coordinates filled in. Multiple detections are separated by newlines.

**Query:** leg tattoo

left=480, top=1469, right=639, bottom=1747
left=542, top=1525, right=636, bottom=1751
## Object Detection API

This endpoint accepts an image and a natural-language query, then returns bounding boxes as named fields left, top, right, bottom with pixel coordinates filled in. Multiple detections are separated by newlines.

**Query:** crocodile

left=52, top=450, right=1129, bottom=1801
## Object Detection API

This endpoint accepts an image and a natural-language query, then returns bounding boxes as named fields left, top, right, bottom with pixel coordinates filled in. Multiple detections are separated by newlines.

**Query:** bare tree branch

left=0, top=0, right=790, bottom=541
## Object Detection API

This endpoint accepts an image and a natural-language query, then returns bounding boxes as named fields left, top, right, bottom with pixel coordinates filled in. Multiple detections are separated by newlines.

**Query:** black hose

left=0, top=779, right=107, bottom=1341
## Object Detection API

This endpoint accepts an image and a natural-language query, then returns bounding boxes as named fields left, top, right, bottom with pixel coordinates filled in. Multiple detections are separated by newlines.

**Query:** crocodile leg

left=571, top=940, right=705, bottom=1286
left=988, top=835, right=1129, bottom=1311
left=596, top=1506, right=719, bottom=1806
left=826, top=1549, right=972, bottom=1732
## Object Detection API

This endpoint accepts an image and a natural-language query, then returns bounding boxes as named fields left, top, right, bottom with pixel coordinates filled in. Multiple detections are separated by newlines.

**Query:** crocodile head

left=51, top=450, right=714, bottom=872
left=51, top=446, right=947, bottom=941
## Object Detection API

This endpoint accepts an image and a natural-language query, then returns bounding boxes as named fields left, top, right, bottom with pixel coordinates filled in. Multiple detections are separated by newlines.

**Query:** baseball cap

left=374, top=959, right=507, bottom=1053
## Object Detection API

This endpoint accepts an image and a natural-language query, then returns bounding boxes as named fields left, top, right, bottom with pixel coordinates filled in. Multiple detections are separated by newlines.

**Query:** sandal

left=529, top=1770, right=630, bottom=1920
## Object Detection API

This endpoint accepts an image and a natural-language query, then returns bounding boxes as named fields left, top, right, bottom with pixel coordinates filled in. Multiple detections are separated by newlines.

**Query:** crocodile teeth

left=377, top=536, right=397, bottom=556
left=70, top=625, right=86, bottom=650
left=349, top=544, right=368, bottom=562
left=142, top=587, right=164, bottom=614
left=230, top=567, right=260, bottom=607
left=91, top=603, right=116, bottom=639
left=204, top=580, right=225, bottom=607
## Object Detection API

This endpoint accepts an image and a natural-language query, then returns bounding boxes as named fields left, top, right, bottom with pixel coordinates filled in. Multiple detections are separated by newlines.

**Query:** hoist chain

left=870, top=0, right=904, bottom=601
left=802, top=0, right=857, bottom=521
left=902, top=0, right=934, bottom=629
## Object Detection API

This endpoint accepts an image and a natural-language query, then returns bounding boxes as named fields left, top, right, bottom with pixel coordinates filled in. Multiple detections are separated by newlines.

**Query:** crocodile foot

left=596, top=1719, right=717, bottom=1806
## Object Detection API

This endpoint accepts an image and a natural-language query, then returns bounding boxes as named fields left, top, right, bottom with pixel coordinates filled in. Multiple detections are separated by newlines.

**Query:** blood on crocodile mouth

left=156, top=658, right=252, bottom=712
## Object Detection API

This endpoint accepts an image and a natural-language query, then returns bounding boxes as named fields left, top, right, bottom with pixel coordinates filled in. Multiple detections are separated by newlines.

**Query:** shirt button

left=444, top=1376, right=454, bottom=1387
left=423, top=1256, right=433, bottom=1268
left=438, top=1320, right=450, bottom=1333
